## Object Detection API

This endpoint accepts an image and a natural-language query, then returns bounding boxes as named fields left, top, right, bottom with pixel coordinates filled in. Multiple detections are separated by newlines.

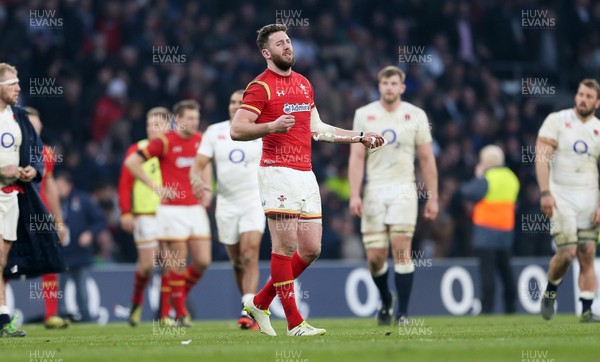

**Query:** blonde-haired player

left=349, top=66, right=439, bottom=326
left=536, top=78, right=600, bottom=322
left=118, top=107, right=170, bottom=326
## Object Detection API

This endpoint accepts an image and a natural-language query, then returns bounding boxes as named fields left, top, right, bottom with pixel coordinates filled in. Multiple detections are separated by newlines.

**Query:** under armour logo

left=277, top=90, right=285, bottom=96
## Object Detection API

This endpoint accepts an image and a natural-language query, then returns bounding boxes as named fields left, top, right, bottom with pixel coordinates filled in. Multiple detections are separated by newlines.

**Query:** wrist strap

left=540, top=190, right=552, bottom=197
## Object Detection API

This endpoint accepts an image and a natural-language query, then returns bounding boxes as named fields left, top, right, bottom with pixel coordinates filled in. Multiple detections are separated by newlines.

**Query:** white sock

left=241, top=293, right=254, bottom=305
left=0, top=305, right=9, bottom=315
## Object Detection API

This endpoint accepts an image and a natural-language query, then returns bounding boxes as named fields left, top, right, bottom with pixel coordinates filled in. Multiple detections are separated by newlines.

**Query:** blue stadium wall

left=6, top=258, right=597, bottom=324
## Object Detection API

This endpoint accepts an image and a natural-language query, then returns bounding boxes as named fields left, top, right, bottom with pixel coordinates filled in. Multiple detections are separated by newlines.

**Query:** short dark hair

left=256, top=23, right=288, bottom=50
left=377, top=66, right=405, bottom=83
left=172, top=99, right=200, bottom=117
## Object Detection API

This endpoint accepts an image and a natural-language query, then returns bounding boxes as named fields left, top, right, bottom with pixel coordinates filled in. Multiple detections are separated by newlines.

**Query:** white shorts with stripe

left=133, top=215, right=159, bottom=248
left=156, top=204, right=211, bottom=241
left=550, top=186, right=598, bottom=246
left=258, top=166, right=322, bottom=222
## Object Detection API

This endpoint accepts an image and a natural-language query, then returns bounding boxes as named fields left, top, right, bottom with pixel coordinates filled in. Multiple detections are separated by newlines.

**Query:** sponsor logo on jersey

left=175, top=157, right=195, bottom=168
left=283, top=103, right=311, bottom=114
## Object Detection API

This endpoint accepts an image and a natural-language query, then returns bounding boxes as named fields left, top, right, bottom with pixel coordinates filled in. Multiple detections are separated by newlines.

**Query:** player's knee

left=557, top=247, right=576, bottom=263
left=239, top=249, right=258, bottom=268
left=301, top=246, right=321, bottom=263
left=192, top=258, right=211, bottom=273
left=138, top=263, right=154, bottom=276
left=367, top=255, right=386, bottom=273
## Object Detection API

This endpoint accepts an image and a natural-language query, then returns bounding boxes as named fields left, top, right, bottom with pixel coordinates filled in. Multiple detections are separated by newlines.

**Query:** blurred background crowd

left=2, top=0, right=599, bottom=263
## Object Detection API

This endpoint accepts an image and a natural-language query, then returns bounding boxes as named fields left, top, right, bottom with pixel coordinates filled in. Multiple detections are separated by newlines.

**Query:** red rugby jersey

left=240, top=68, right=315, bottom=171
left=140, top=131, right=202, bottom=206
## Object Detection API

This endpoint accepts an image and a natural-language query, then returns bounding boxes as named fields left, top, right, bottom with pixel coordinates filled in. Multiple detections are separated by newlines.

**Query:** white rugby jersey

left=353, top=101, right=432, bottom=186
left=538, top=108, right=600, bottom=190
left=0, top=106, right=21, bottom=185
left=197, top=120, right=262, bottom=203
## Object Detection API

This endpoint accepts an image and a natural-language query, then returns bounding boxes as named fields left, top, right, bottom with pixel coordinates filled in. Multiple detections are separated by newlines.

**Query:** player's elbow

left=230, top=122, right=245, bottom=141
left=124, top=154, right=140, bottom=171
left=230, top=128, right=242, bottom=141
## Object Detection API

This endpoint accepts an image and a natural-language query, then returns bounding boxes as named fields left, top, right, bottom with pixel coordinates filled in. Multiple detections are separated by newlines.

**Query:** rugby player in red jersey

left=125, top=100, right=212, bottom=327
left=230, top=23, right=385, bottom=336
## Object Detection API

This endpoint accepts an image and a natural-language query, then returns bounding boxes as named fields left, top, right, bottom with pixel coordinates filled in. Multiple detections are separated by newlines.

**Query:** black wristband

left=540, top=190, right=551, bottom=197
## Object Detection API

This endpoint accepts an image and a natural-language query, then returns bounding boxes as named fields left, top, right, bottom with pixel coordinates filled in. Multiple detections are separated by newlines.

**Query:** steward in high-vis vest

left=460, top=145, right=519, bottom=314
left=117, top=107, right=169, bottom=327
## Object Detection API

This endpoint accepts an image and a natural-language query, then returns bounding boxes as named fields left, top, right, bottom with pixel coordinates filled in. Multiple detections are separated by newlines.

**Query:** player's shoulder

left=400, top=101, right=427, bottom=116
left=291, top=70, right=310, bottom=83
left=246, top=70, right=271, bottom=88
left=546, top=109, right=571, bottom=121
left=590, top=116, right=600, bottom=126
left=206, top=120, right=231, bottom=133
left=355, top=101, right=380, bottom=114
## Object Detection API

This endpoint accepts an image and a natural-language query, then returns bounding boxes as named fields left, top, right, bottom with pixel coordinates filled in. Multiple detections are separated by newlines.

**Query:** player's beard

left=0, top=90, right=17, bottom=106
left=576, top=103, right=596, bottom=118
left=272, top=52, right=295, bottom=71
left=382, top=93, right=400, bottom=104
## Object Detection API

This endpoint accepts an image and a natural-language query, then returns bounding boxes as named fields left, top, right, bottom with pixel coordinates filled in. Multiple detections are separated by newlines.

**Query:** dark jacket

left=61, top=189, right=107, bottom=269
left=4, top=105, right=65, bottom=279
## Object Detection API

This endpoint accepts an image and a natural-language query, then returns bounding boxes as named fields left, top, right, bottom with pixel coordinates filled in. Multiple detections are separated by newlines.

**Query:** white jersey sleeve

left=538, top=112, right=560, bottom=142
left=198, top=124, right=216, bottom=158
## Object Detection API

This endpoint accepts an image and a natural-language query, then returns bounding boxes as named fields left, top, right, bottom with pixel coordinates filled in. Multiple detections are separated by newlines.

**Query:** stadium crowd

left=2, top=0, right=600, bottom=263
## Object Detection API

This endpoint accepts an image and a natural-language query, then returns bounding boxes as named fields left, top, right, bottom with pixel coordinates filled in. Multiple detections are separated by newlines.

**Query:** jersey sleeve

left=240, top=82, right=269, bottom=116
left=538, top=112, right=559, bottom=142
left=415, top=110, right=433, bottom=145
left=352, top=107, right=365, bottom=132
left=197, top=125, right=215, bottom=158
left=140, top=134, right=168, bottom=160
left=118, top=143, right=139, bottom=215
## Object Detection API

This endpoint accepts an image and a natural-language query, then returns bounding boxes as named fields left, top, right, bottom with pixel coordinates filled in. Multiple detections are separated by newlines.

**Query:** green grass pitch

left=2, top=315, right=598, bottom=362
